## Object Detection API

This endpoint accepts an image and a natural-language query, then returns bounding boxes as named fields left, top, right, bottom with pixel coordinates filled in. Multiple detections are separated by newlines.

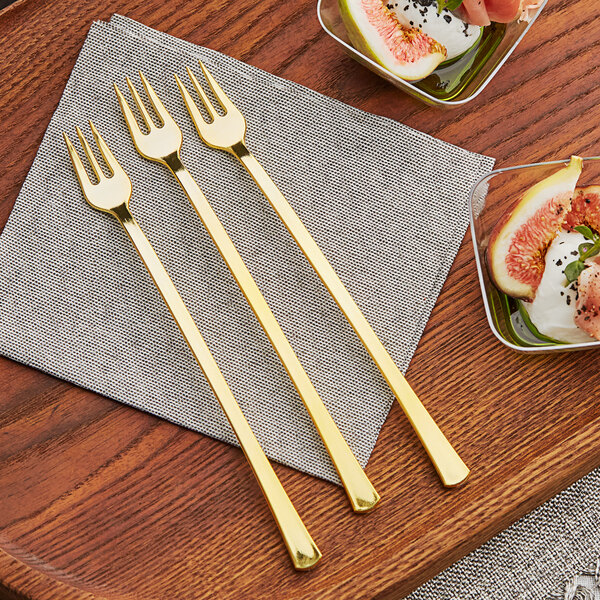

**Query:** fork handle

left=163, top=156, right=379, bottom=512
left=231, top=143, right=469, bottom=488
left=112, top=204, right=321, bottom=570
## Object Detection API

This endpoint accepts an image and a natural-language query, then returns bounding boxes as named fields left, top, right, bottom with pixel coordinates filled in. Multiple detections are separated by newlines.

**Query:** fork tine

left=89, top=120, right=122, bottom=178
left=184, top=67, right=218, bottom=121
left=63, top=132, right=95, bottom=197
left=125, top=76, right=156, bottom=132
left=76, top=126, right=104, bottom=181
left=197, top=60, right=236, bottom=113
left=175, top=74, right=210, bottom=132
left=138, top=71, right=176, bottom=129
left=115, top=83, right=146, bottom=144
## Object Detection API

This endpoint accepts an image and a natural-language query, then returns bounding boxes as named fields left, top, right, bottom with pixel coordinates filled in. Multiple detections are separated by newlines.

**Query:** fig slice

left=339, top=0, right=447, bottom=81
left=564, top=185, right=600, bottom=233
left=487, top=156, right=583, bottom=300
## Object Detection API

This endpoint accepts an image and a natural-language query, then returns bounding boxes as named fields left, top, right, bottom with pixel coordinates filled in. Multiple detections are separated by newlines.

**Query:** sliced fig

left=564, top=186, right=600, bottom=233
left=575, top=257, right=600, bottom=340
left=487, top=156, right=583, bottom=300
left=339, top=0, right=447, bottom=81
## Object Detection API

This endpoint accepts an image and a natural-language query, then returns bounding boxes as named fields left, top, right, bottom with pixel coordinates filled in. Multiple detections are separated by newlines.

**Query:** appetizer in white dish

left=487, top=157, right=600, bottom=344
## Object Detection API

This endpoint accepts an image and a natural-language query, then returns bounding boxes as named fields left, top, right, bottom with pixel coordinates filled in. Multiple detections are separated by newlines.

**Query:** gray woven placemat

left=0, top=16, right=493, bottom=484
left=405, top=465, right=600, bottom=599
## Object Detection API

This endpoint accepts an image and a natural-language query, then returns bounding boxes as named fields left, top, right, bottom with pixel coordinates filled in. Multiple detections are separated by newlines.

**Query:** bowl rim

left=469, top=156, right=600, bottom=353
left=316, top=0, right=549, bottom=106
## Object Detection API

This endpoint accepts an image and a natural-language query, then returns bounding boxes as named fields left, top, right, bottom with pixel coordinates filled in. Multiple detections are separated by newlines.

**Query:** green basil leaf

left=564, top=260, right=587, bottom=283
left=579, top=243, right=593, bottom=256
left=574, top=225, right=595, bottom=240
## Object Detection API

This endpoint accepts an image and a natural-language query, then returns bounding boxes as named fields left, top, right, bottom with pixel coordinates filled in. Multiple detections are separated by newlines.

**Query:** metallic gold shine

left=64, top=124, right=321, bottom=570
left=116, top=72, right=380, bottom=512
left=178, top=61, right=470, bottom=488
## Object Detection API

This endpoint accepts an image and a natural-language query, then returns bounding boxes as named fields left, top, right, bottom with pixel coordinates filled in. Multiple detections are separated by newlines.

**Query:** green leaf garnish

left=574, top=225, right=594, bottom=240
left=584, top=245, right=600, bottom=259
left=437, top=0, right=463, bottom=14
left=564, top=226, right=600, bottom=285
left=579, top=243, right=593, bottom=255
left=564, top=260, right=587, bottom=284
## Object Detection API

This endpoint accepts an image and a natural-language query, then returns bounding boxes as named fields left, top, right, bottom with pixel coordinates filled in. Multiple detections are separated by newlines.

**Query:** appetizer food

left=338, top=0, right=543, bottom=81
left=521, top=229, right=595, bottom=344
left=487, top=157, right=600, bottom=344
left=487, top=156, right=583, bottom=301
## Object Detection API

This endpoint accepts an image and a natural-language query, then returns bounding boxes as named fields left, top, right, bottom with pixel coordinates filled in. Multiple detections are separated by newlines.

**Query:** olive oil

left=416, top=22, right=507, bottom=101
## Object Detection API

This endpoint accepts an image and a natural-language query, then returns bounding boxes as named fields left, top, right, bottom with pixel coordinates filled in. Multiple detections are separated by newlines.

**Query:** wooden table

left=1, top=1, right=600, bottom=598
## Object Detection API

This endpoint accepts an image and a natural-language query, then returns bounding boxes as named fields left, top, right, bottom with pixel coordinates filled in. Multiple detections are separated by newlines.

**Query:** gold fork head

left=175, top=60, right=247, bottom=152
left=63, top=121, right=132, bottom=214
left=115, top=72, right=183, bottom=163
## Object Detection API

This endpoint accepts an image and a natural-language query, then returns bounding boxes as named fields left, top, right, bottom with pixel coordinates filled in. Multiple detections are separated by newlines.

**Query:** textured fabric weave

left=0, top=16, right=494, bottom=483
left=405, top=466, right=600, bottom=599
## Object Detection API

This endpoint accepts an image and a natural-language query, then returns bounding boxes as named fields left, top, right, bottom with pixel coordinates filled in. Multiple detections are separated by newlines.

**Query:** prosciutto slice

left=575, top=258, right=600, bottom=340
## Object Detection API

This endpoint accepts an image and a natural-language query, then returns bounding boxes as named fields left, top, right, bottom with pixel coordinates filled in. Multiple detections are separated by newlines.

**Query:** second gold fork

left=114, top=73, right=379, bottom=512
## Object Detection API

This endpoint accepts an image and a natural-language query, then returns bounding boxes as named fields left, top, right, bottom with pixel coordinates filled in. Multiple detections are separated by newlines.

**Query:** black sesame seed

left=443, top=14, right=451, bottom=23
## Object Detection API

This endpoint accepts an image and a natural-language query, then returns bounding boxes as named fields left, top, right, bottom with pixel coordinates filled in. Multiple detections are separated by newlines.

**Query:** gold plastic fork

left=176, top=61, right=469, bottom=488
left=114, top=74, right=379, bottom=512
left=63, top=122, right=321, bottom=570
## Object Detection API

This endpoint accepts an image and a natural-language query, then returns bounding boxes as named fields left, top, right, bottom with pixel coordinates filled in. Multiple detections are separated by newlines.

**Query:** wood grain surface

left=1, top=0, right=600, bottom=599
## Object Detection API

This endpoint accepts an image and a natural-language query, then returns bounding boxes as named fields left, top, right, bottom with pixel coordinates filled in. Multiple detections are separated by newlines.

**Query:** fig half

left=487, top=156, right=583, bottom=300
left=338, top=0, right=447, bottom=81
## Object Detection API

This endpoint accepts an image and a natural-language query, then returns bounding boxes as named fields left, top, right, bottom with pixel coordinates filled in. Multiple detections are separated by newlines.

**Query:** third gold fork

left=176, top=61, right=469, bottom=488
left=114, top=73, right=379, bottom=512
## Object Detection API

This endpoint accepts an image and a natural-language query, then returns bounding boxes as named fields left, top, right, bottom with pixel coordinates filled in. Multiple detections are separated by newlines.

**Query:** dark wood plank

left=1, top=1, right=600, bottom=599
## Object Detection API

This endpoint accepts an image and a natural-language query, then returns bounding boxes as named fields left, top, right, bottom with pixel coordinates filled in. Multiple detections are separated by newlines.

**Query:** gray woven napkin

left=405, top=466, right=600, bottom=599
left=0, top=15, right=494, bottom=483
